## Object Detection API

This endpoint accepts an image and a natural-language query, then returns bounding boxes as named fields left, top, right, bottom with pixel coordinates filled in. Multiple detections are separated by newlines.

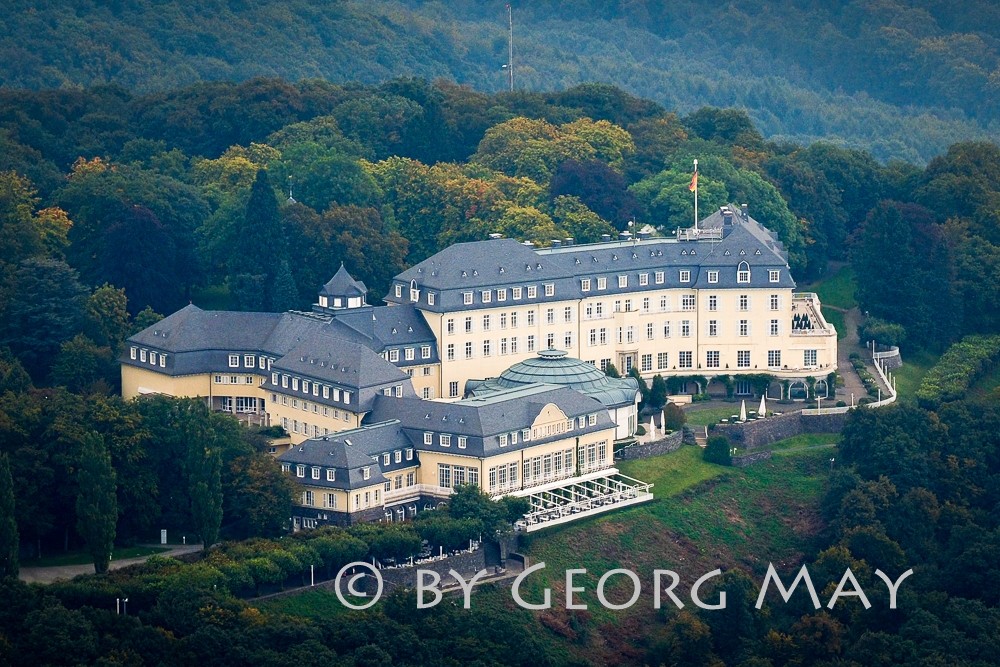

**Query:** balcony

left=791, top=292, right=836, bottom=336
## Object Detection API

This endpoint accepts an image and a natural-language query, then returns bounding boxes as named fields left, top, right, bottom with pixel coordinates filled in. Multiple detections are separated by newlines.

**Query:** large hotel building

left=121, top=205, right=836, bottom=527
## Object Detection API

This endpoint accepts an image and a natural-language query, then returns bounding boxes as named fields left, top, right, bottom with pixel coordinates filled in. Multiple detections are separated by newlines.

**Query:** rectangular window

left=738, top=266, right=751, bottom=283
left=546, top=308, right=555, bottom=324
left=500, top=312, right=507, bottom=329
left=564, top=331, right=573, bottom=348
left=483, top=314, right=491, bottom=331
left=657, top=352, right=669, bottom=370
left=679, top=270, right=690, bottom=282
left=449, top=381, right=459, bottom=398
left=768, top=350, right=781, bottom=367
left=770, top=319, right=779, bottom=336
left=244, top=354, right=254, bottom=367
left=639, top=273, right=648, bottom=286
left=564, top=306, right=573, bottom=323
left=527, top=286, right=537, bottom=298
left=499, top=434, right=508, bottom=448
left=404, top=348, right=415, bottom=361
left=641, top=354, right=652, bottom=372
left=228, top=354, right=239, bottom=367
left=679, top=351, right=693, bottom=368
left=681, top=320, right=691, bottom=337
left=428, top=292, right=435, bottom=305
left=642, top=297, right=650, bottom=312
left=497, top=288, right=507, bottom=301
left=465, top=316, right=473, bottom=333
left=769, top=270, right=780, bottom=283
left=482, top=340, right=491, bottom=356
left=439, top=464, right=451, bottom=489
left=447, top=344, right=455, bottom=361
left=512, top=287, right=522, bottom=299
left=511, top=312, right=518, bottom=327
left=424, top=432, right=433, bottom=445
left=708, top=295, right=718, bottom=312
left=527, top=310, right=535, bottom=326
left=130, top=347, right=137, bottom=360
left=770, top=294, right=780, bottom=310
left=546, top=333, right=555, bottom=349
left=708, top=320, right=718, bottom=336
left=738, top=350, right=751, bottom=368
left=440, top=434, right=451, bottom=447
left=647, top=322, right=655, bottom=340
left=464, top=292, right=473, bottom=305
left=511, top=337, right=518, bottom=354
left=544, top=284, right=554, bottom=296
left=447, top=318, right=455, bottom=334
left=395, top=285, right=403, bottom=298
left=682, top=294, right=695, bottom=311
left=804, top=349, right=818, bottom=366
left=581, top=278, right=591, bottom=292
left=465, top=342, right=473, bottom=359
left=160, top=355, right=166, bottom=368
left=148, top=351, right=157, bottom=365
left=740, top=294, right=749, bottom=311
left=296, top=465, right=305, bottom=478
left=706, top=351, right=720, bottom=368
left=662, top=322, right=670, bottom=338
left=303, top=490, right=314, bottom=507
left=482, top=290, right=492, bottom=303
left=388, top=349, right=399, bottom=362
left=618, top=275, right=628, bottom=288
left=597, top=277, right=607, bottom=290
left=458, top=436, right=467, bottom=449
left=708, top=270, right=718, bottom=283
left=311, top=466, right=320, bottom=480
left=740, top=320, right=749, bottom=336
left=527, top=335, right=536, bottom=352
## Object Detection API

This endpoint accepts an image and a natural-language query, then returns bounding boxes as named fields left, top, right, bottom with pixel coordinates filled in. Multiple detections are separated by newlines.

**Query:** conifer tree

left=75, top=433, right=117, bottom=574
left=0, top=454, right=18, bottom=579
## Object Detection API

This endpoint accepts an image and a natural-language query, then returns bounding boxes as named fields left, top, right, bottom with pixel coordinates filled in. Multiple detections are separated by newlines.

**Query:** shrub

left=703, top=436, right=732, bottom=466
left=635, top=424, right=646, bottom=436
left=858, top=317, right=906, bottom=347
left=916, top=335, right=1000, bottom=408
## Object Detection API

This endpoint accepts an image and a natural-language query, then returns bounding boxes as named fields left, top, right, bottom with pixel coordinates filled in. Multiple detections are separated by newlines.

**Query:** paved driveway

left=19, top=544, right=203, bottom=584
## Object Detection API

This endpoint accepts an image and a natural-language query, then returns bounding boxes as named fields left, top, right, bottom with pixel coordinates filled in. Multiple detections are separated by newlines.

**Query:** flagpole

left=693, top=159, right=698, bottom=231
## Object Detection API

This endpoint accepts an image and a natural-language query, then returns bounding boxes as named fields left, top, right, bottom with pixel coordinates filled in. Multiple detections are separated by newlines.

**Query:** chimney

left=741, top=203, right=749, bottom=219
left=489, top=233, right=503, bottom=240
left=601, top=234, right=612, bottom=242
left=618, top=231, right=632, bottom=241
left=551, top=239, right=562, bottom=247
left=637, top=230, right=651, bottom=240
left=722, top=206, right=734, bottom=226
left=522, top=240, right=535, bottom=247
left=563, top=237, right=574, bottom=246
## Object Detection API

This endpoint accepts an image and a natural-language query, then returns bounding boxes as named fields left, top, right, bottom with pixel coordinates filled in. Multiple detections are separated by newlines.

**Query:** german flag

left=688, top=168, right=698, bottom=192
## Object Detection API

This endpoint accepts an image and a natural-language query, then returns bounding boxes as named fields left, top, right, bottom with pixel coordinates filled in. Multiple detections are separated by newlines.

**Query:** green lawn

left=23, top=545, right=169, bottom=567
left=520, top=446, right=830, bottom=625
left=892, top=349, right=941, bottom=402
left=766, top=433, right=839, bottom=456
left=823, top=307, right=848, bottom=340
left=965, top=362, right=1000, bottom=401
left=683, top=405, right=742, bottom=427
left=805, top=265, right=857, bottom=310
left=256, top=587, right=354, bottom=619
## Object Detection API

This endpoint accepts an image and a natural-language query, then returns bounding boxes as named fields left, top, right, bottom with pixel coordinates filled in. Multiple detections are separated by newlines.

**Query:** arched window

left=737, top=261, right=751, bottom=283
left=409, top=278, right=419, bottom=302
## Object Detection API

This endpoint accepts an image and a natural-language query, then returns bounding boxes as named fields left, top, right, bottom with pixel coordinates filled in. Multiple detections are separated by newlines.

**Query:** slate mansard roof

left=278, top=420, right=413, bottom=491
left=384, top=207, right=796, bottom=313
left=367, top=384, right=615, bottom=458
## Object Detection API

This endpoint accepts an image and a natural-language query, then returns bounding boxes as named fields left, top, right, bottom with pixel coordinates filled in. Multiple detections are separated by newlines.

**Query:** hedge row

left=916, top=335, right=1000, bottom=407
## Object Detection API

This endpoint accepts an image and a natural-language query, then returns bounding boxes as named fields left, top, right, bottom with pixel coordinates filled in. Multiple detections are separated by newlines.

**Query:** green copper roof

left=468, top=349, right=640, bottom=409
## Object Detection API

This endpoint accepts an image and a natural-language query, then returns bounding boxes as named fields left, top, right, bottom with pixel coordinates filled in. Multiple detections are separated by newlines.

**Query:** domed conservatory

left=465, top=349, right=641, bottom=441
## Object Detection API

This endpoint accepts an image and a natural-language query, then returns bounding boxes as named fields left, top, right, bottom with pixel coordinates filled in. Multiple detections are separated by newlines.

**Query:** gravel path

left=19, top=544, right=203, bottom=584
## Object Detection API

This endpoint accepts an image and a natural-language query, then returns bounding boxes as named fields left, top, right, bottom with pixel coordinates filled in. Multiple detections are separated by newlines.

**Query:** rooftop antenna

left=501, top=4, right=514, bottom=92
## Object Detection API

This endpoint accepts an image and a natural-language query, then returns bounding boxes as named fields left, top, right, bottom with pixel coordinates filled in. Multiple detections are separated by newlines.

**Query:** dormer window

left=581, top=278, right=591, bottom=292
left=679, top=270, right=691, bottom=283
left=424, top=432, right=433, bottom=445
left=228, top=354, right=238, bottom=367
left=769, top=270, right=780, bottom=283
left=409, top=279, right=419, bottom=302
left=527, top=286, right=537, bottom=298
left=149, top=351, right=157, bottom=365
left=482, top=290, right=492, bottom=303
left=421, top=345, right=431, bottom=359
left=440, top=434, right=451, bottom=447
left=312, top=467, right=320, bottom=480
left=296, top=465, right=305, bottom=478
left=639, top=273, right=648, bottom=286
left=512, top=287, right=522, bottom=300
left=130, top=347, right=137, bottom=360
left=389, top=349, right=399, bottom=362
left=327, top=469, right=335, bottom=481
left=405, top=348, right=415, bottom=361
left=497, top=288, right=507, bottom=301
left=319, top=295, right=329, bottom=307
left=362, top=467, right=371, bottom=480
left=428, top=292, right=435, bottom=305
left=708, top=271, right=718, bottom=283
left=383, top=453, right=390, bottom=466
left=597, top=277, right=607, bottom=290
left=395, top=284, right=403, bottom=298
left=618, top=275, right=628, bottom=288
left=463, top=292, right=473, bottom=305
left=499, top=434, right=508, bottom=447
left=738, top=261, right=751, bottom=283
left=544, top=284, right=554, bottom=296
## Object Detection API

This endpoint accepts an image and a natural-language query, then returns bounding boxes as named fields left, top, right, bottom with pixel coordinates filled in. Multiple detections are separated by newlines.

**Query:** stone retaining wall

left=732, top=450, right=772, bottom=467
left=715, top=411, right=848, bottom=450
left=614, top=430, right=683, bottom=460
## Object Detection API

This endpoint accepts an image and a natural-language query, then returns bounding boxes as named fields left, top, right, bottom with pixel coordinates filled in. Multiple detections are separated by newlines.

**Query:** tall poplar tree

left=0, top=454, right=18, bottom=579
left=229, top=169, right=288, bottom=311
left=75, top=433, right=117, bottom=575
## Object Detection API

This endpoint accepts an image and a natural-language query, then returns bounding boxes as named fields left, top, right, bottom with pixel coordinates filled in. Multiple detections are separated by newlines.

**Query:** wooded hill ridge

left=3, top=0, right=1000, bottom=163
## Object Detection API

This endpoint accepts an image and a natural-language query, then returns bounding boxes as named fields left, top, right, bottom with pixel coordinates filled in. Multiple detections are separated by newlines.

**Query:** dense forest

left=2, top=0, right=1000, bottom=162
